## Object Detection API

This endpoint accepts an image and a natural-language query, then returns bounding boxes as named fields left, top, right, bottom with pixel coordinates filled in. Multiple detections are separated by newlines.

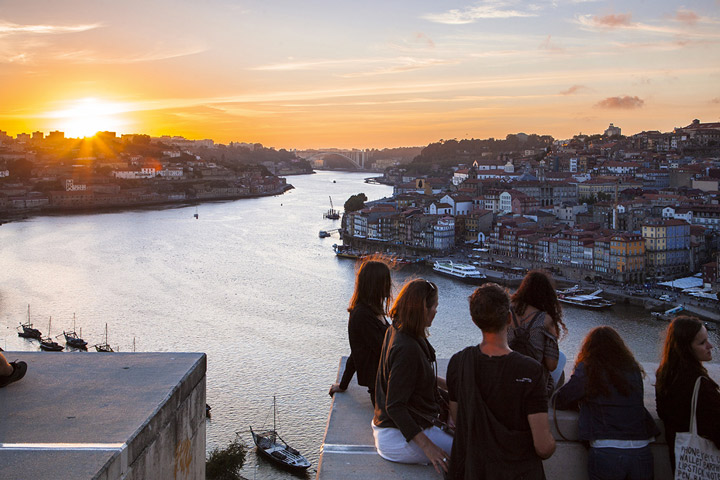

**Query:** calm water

left=1, top=171, right=715, bottom=479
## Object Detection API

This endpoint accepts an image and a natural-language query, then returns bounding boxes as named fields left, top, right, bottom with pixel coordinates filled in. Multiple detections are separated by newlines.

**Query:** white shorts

left=372, top=421, right=453, bottom=464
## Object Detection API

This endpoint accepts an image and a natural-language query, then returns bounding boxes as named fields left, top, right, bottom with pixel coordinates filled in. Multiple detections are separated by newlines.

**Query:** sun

left=48, top=98, right=128, bottom=138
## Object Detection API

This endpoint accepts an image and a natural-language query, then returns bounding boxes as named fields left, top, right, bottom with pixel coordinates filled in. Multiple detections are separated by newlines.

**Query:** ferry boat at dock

left=556, top=289, right=614, bottom=309
left=433, top=261, right=487, bottom=285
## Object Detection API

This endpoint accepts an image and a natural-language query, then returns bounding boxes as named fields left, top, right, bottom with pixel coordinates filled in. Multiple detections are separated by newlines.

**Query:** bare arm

left=449, top=400, right=458, bottom=425
left=436, top=376, right=447, bottom=391
left=411, top=431, right=450, bottom=474
left=542, top=316, right=559, bottom=372
left=527, top=412, right=556, bottom=459
left=543, top=356, right=559, bottom=372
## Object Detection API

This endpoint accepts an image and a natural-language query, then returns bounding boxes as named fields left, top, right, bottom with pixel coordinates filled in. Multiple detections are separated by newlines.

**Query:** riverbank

left=0, top=184, right=293, bottom=224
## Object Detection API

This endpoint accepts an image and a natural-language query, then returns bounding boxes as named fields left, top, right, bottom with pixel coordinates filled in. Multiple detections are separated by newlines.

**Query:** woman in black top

left=373, top=279, right=453, bottom=475
left=329, top=258, right=392, bottom=405
left=555, top=326, right=659, bottom=480
left=655, top=315, right=720, bottom=471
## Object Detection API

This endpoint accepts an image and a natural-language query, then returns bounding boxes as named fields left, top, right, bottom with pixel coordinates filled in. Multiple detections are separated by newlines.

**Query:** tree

left=8, top=158, right=34, bottom=179
left=344, top=193, right=367, bottom=212
left=206, top=437, right=247, bottom=480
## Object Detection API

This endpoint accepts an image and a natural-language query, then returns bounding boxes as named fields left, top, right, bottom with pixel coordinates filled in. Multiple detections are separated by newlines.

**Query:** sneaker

left=0, top=361, right=27, bottom=388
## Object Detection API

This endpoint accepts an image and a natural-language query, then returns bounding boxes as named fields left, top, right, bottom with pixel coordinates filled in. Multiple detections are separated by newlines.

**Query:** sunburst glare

left=47, top=98, right=128, bottom=138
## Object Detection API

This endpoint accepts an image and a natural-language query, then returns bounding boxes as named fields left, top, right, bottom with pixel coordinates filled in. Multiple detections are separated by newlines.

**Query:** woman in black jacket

left=329, top=258, right=392, bottom=405
left=372, top=278, right=452, bottom=475
left=554, top=326, right=659, bottom=480
left=655, top=315, right=720, bottom=471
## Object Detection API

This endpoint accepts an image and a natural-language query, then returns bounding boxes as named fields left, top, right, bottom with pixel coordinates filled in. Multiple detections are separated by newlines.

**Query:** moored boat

left=250, top=396, right=311, bottom=473
left=39, top=317, right=64, bottom=351
left=64, top=314, right=88, bottom=349
left=18, top=304, right=42, bottom=340
left=433, top=260, right=488, bottom=285
left=651, top=304, right=684, bottom=322
left=557, top=289, right=614, bottom=309
left=94, top=323, right=115, bottom=352
left=333, top=243, right=363, bottom=260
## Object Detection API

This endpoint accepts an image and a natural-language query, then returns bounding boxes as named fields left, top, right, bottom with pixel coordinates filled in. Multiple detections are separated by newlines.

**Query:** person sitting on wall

left=447, top=283, right=555, bottom=479
left=0, top=353, right=27, bottom=388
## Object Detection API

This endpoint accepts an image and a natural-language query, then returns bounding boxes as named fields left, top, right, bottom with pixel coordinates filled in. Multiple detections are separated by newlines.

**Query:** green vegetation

left=344, top=193, right=367, bottom=212
left=408, top=134, right=554, bottom=174
left=206, top=437, right=247, bottom=480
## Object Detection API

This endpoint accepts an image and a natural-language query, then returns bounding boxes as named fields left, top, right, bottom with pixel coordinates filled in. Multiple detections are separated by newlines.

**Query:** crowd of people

left=330, top=257, right=720, bottom=479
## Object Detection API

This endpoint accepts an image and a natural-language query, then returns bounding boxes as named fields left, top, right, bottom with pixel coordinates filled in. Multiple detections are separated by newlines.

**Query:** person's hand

left=328, top=383, right=346, bottom=397
left=412, top=432, right=450, bottom=474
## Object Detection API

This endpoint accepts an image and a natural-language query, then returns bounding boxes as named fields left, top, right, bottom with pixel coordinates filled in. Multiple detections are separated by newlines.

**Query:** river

left=0, top=171, right=716, bottom=479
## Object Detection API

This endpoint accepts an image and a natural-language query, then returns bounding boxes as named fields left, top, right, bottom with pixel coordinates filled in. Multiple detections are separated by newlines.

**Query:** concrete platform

left=318, top=357, right=720, bottom=480
left=0, top=351, right=206, bottom=480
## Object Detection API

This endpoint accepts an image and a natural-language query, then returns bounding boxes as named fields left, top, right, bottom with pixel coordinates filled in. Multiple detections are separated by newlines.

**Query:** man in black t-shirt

left=447, top=283, right=555, bottom=479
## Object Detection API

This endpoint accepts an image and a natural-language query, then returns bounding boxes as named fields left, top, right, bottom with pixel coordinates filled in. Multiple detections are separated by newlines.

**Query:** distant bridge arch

left=296, top=150, right=368, bottom=169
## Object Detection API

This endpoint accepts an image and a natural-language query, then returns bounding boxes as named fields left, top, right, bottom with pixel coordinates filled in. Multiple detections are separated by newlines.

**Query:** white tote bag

left=674, top=377, right=720, bottom=480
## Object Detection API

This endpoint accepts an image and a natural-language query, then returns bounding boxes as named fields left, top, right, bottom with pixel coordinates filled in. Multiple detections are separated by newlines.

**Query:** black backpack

left=508, top=311, right=543, bottom=359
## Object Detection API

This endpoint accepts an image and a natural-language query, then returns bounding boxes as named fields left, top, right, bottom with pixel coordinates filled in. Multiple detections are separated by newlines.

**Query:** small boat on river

left=333, top=243, right=363, bottom=260
left=94, top=323, right=115, bottom=352
left=18, top=305, right=42, bottom=340
left=250, top=396, right=311, bottom=473
left=39, top=317, right=63, bottom=352
left=651, top=305, right=685, bottom=322
left=433, top=260, right=487, bottom=285
left=557, top=289, right=614, bottom=309
left=64, top=315, right=88, bottom=350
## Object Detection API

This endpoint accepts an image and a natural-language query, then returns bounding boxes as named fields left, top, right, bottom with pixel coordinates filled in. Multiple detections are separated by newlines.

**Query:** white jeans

left=372, top=422, right=454, bottom=464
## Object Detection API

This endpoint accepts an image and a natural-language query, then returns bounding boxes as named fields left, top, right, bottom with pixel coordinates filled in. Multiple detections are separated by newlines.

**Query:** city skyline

left=1, top=0, right=718, bottom=149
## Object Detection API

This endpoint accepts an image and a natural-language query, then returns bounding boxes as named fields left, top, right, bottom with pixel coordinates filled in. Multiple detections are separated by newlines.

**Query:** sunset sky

left=1, top=0, right=718, bottom=149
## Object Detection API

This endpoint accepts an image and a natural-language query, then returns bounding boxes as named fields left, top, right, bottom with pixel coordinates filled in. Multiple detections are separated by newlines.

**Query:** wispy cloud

left=578, top=13, right=633, bottom=29
left=673, top=9, right=700, bottom=25
left=560, top=85, right=588, bottom=95
left=51, top=46, right=207, bottom=64
left=422, top=2, right=538, bottom=24
left=576, top=13, right=720, bottom=37
left=539, top=35, right=564, bottom=52
left=0, top=21, right=101, bottom=36
left=711, top=98, right=720, bottom=104
left=595, top=95, right=644, bottom=109
left=252, top=56, right=456, bottom=77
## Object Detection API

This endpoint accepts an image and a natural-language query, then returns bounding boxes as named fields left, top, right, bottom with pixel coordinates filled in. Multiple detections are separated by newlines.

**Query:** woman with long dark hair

left=508, top=270, right=566, bottom=394
left=329, top=257, right=393, bottom=406
left=655, top=316, right=720, bottom=471
left=554, top=326, right=659, bottom=480
left=373, top=279, right=453, bottom=475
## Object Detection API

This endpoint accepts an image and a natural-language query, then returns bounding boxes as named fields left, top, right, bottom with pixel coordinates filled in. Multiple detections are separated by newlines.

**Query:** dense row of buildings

left=0, top=131, right=296, bottom=214
left=341, top=120, right=720, bottom=287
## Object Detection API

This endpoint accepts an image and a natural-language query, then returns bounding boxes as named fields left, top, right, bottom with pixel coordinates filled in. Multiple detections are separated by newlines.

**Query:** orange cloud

left=593, top=13, right=633, bottom=28
left=595, top=96, right=645, bottom=109
left=674, top=9, right=699, bottom=24
left=560, top=85, right=587, bottom=95
left=576, top=13, right=634, bottom=30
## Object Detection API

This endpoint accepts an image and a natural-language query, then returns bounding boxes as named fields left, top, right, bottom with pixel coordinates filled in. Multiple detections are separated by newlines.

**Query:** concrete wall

left=0, top=352, right=206, bottom=480
left=318, top=358, right=720, bottom=480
